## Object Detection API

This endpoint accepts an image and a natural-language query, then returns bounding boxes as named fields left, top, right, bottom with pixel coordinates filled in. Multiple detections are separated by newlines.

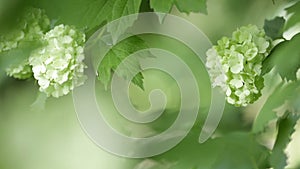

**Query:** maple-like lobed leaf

left=262, top=33, right=300, bottom=81
left=270, top=113, right=299, bottom=169
left=264, top=17, right=285, bottom=40
left=97, top=36, right=151, bottom=90
left=285, top=1, right=300, bottom=31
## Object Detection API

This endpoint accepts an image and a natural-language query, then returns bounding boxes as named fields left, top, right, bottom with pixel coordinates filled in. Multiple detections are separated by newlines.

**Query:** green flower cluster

left=206, top=25, right=272, bottom=106
left=0, top=7, right=50, bottom=52
left=1, top=7, right=87, bottom=98
left=1, top=7, right=50, bottom=79
left=29, top=25, right=87, bottom=98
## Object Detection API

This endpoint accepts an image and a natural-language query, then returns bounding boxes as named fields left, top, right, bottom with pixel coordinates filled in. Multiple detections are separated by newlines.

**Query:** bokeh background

left=1, top=0, right=300, bottom=168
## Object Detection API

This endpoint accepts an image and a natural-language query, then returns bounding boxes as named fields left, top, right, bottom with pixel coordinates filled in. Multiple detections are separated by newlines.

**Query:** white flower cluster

left=1, top=7, right=87, bottom=98
left=1, top=7, right=50, bottom=79
left=29, top=25, right=87, bottom=98
left=206, top=25, right=271, bottom=106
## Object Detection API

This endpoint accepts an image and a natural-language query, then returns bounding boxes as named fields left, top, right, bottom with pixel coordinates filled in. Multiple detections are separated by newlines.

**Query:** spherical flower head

left=29, top=24, right=87, bottom=98
left=1, top=7, right=50, bottom=79
left=206, top=24, right=272, bottom=106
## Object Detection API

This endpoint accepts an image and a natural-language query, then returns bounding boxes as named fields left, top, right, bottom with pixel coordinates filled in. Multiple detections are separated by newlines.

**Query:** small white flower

left=245, top=47, right=258, bottom=61
left=63, top=36, right=73, bottom=44
left=230, top=79, right=244, bottom=88
left=231, top=64, right=244, bottom=74
left=226, top=87, right=232, bottom=96
left=213, top=74, right=227, bottom=87
left=38, top=77, right=50, bottom=89
left=32, top=65, right=47, bottom=74
left=227, top=97, right=235, bottom=105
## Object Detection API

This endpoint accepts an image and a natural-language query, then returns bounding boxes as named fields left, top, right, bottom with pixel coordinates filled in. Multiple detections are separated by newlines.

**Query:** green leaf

left=150, top=0, right=207, bottom=20
left=174, top=0, right=207, bottom=14
left=270, top=113, right=299, bottom=169
left=130, top=72, right=144, bottom=89
left=252, top=82, right=283, bottom=133
left=107, top=0, right=142, bottom=43
left=252, top=81, right=300, bottom=133
left=110, top=0, right=142, bottom=20
left=264, top=17, right=285, bottom=40
left=261, top=54, right=274, bottom=76
left=210, top=133, right=269, bottom=169
left=28, top=0, right=111, bottom=31
left=150, top=0, right=174, bottom=22
left=150, top=0, right=174, bottom=14
left=149, top=0, right=207, bottom=24
left=285, top=1, right=300, bottom=31
left=97, top=36, right=151, bottom=90
left=262, top=33, right=300, bottom=81
left=139, top=0, right=153, bottom=13
left=290, top=86, right=300, bottom=112
left=29, top=0, right=142, bottom=34
left=145, top=132, right=269, bottom=169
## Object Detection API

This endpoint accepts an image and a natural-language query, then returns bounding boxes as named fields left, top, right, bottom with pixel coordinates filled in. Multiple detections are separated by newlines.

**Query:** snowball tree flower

left=29, top=24, right=87, bottom=98
left=2, top=7, right=50, bottom=79
left=206, top=25, right=272, bottom=106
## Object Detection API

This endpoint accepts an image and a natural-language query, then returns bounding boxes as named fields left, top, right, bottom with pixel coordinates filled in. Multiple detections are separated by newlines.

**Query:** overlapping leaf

left=285, top=1, right=300, bottom=31
left=270, top=113, right=299, bottom=169
left=132, top=132, right=270, bottom=169
left=264, top=17, right=285, bottom=40
left=97, top=36, right=151, bottom=90
left=107, top=0, right=142, bottom=42
left=29, top=0, right=141, bottom=33
left=252, top=81, right=300, bottom=133
left=150, top=0, right=207, bottom=15
left=262, top=33, right=300, bottom=81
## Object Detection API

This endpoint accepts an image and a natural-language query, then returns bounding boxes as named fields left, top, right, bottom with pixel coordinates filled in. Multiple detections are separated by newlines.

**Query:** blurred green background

left=1, top=0, right=300, bottom=168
